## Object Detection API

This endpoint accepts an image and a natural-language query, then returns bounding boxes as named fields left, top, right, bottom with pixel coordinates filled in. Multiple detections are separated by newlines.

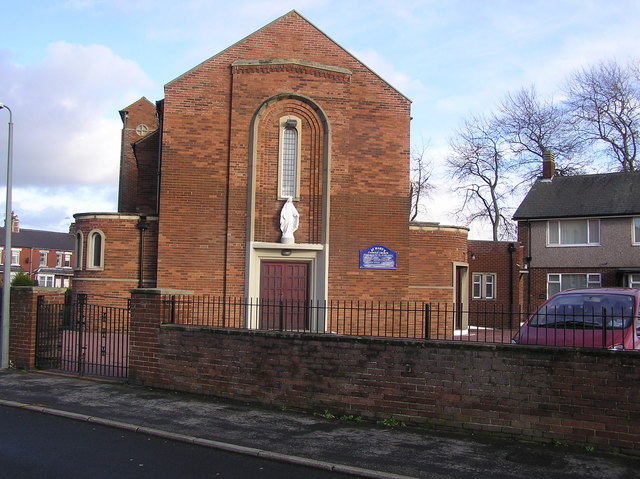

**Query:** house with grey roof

left=0, top=215, right=74, bottom=288
left=513, top=152, right=640, bottom=310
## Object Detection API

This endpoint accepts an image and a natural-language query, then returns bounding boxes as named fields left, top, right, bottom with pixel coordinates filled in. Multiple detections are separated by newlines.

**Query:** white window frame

left=64, top=252, right=72, bottom=267
left=472, top=273, right=496, bottom=300
left=87, top=229, right=105, bottom=270
left=633, top=218, right=640, bottom=246
left=75, top=231, right=84, bottom=270
left=56, top=252, right=63, bottom=267
left=277, top=115, right=301, bottom=200
left=547, top=219, right=600, bottom=247
left=37, top=274, right=55, bottom=288
left=547, top=273, right=601, bottom=298
left=11, top=248, right=21, bottom=266
left=625, top=273, right=640, bottom=288
left=40, top=250, right=49, bottom=267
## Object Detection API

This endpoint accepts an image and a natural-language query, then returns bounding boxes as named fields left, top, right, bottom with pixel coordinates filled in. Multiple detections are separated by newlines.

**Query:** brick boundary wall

left=9, top=287, right=67, bottom=369
left=129, top=289, right=640, bottom=456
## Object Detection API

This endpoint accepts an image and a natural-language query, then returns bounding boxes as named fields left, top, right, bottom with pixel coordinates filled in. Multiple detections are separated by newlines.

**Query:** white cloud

left=351, top=48, right=423, bottom=97
left=0, top=41, right=151, bottom=231
left=0, top=41, right=152, bottom=187
left=4, top=185, right=117, bottom=232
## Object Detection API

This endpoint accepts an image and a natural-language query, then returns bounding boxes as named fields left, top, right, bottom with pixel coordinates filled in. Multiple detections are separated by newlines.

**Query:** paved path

left=0, top=370, right=638, bottom=478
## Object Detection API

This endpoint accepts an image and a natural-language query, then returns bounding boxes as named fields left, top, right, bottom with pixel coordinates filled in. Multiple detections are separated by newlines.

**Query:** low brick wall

left=129, top=290, right=640, bottom=456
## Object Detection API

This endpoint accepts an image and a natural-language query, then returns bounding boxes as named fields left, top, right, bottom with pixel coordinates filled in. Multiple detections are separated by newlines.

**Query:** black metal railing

left=159, top=296, right=531, bottom=343
left=158, top=295, right=640, bottom=350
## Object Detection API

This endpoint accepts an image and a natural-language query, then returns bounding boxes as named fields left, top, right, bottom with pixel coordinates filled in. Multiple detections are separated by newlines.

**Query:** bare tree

left=447, top=115, right=516, bottom=240
left=565, top=60, right=640, bottom=171
left=497, top=85, right=585, bottom=180
left=409, top=143, right=434, bottom=221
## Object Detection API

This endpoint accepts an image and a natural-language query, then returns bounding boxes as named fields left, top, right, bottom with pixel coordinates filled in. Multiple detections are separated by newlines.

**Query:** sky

left=1, top=0, right=639, bottom=238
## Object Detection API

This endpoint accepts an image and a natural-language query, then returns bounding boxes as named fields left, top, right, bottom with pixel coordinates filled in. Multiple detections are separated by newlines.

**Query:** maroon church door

left=260, top=262, right=309, bottom=330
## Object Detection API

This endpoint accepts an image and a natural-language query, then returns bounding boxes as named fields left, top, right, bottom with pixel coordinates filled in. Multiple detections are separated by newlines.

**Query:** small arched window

left=87, top=229, right=105, bottom=270
left=278, top=116, right=301, bottom=199
left=74, top=231, right=84, bottom=270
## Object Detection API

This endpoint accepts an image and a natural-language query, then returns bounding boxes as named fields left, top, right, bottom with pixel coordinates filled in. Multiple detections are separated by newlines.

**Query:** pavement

left=0, top=370, right=639, bottom=479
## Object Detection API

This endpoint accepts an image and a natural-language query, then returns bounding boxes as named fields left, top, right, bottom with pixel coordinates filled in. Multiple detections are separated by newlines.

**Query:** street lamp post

left=0, top=103, right=13, bottom=369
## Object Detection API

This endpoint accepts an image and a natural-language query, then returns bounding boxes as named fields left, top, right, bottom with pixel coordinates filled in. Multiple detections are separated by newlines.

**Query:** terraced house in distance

left=0, top=214, right=74, bottom=288
left=514, top=151, right=640, bottom=312
left=72, top=11, right=472, bottom=333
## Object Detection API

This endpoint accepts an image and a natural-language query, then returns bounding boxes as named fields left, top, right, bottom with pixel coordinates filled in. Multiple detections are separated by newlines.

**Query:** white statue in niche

left=280, top=197, right=300, bottom=244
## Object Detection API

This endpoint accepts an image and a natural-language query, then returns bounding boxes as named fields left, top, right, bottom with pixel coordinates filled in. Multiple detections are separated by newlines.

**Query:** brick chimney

left=542, top=150, right=556, bottom=179
left=11, top=212, right=19, bottom=233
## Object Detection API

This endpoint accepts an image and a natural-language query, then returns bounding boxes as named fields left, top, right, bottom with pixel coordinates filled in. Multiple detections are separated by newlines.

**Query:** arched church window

left=279, top=116, right=301, bottom=199
left=87, top=229, right=105, bottom=270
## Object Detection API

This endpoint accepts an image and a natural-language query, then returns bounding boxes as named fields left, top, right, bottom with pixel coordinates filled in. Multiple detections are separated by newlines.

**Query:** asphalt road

left=0, top=406, right=354, bottom=479
left=2, top=371, right=640, bottom=479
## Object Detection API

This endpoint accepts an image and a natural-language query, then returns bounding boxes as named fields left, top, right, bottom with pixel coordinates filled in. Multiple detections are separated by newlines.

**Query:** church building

left=72, top=11, right=470, bottom=317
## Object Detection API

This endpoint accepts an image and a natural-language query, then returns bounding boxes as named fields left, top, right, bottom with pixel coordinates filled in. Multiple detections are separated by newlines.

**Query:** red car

left=512, top=288, right=640, bottom=350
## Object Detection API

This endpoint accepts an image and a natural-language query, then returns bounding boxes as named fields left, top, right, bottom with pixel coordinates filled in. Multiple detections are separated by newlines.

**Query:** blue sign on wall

left=359, top=245, right=397, bottom=270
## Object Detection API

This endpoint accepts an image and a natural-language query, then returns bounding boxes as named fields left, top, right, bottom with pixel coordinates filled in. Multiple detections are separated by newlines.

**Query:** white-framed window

left=278, top=116, right=301, bottom=200
left=547, top=219, right=600, bottom=246
left=547, top=273, right=601, bottom=298
left=11, top=248, right=21, bottom=266
left=40, top=251, right=48, bottom=267
left=472, top=273, right=496, bottom=300
left=55, top=252, right=71, bottom=267
left=625, top=273, right=640, bottom=288
left=75, top=231, right=83, bottom=270
left=87, top=229, right=105, bottom=270
left=633, top=218, right=640, bottom=245
left=37, top=274, right=54, bottom=288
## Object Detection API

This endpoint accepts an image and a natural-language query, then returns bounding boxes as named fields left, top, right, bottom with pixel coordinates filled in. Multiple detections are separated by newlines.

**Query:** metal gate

left=35, top=294, right=130, bottom=379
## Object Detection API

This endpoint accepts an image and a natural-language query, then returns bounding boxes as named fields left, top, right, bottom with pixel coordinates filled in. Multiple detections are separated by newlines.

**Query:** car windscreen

left=529, top=293, right=635, bottom=329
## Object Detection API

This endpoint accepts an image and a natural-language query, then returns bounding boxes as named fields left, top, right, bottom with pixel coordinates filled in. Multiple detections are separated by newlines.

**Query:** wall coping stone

left=131, top=288, right=194, bottom=296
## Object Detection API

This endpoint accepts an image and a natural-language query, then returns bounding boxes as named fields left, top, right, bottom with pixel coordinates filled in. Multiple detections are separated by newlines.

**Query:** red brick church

left=72, top=11, right=470, bottom=311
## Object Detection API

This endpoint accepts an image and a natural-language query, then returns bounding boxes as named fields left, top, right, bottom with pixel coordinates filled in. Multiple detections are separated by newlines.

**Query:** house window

left=278, top=116, right=301, bottom=199
left=87, top=230, right=105, bottom=270
left=11, top=249, right=21, bottom=266
left=624, top=273, right=640, bottom=288
left=547, top=219, right=600, bottom=246
left=55, top=252, right=71, bottom=267
left=472, top=273, right=496, bottom=300
left=633, top=218, right=640, bottom=245
left=40, top=251, right=48, bottom=267
left=75, top=232, right=83, bottom=270
left=37, top=274, right=54, bottom=288
left=547, top=273, right=601, bottom=298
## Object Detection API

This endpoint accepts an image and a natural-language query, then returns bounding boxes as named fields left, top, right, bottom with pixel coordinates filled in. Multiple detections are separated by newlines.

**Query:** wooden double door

left=259, top=261, right=309, bottom=330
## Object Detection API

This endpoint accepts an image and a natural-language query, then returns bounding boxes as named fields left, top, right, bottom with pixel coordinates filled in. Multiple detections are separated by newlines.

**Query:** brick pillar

left=128, top=288, right=192, bottom=386
left=9, top=287, right=66, bottom=369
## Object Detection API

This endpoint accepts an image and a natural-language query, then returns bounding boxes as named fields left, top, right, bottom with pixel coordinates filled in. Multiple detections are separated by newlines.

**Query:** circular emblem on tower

left=135, top=123, right=149, bottom=136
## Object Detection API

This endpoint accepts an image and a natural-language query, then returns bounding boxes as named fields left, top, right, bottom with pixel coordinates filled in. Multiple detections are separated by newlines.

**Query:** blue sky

left=1, top=0, right=638, bottom=237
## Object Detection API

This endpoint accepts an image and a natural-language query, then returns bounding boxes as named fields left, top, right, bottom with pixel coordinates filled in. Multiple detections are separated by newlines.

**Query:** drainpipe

left=508, top=242, right=516, bottom=328
left=155, top=101, right=163, bottom=215
left=525, top=220, right=532, bottom=313
left=136, top=216, right=148, bottom=288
